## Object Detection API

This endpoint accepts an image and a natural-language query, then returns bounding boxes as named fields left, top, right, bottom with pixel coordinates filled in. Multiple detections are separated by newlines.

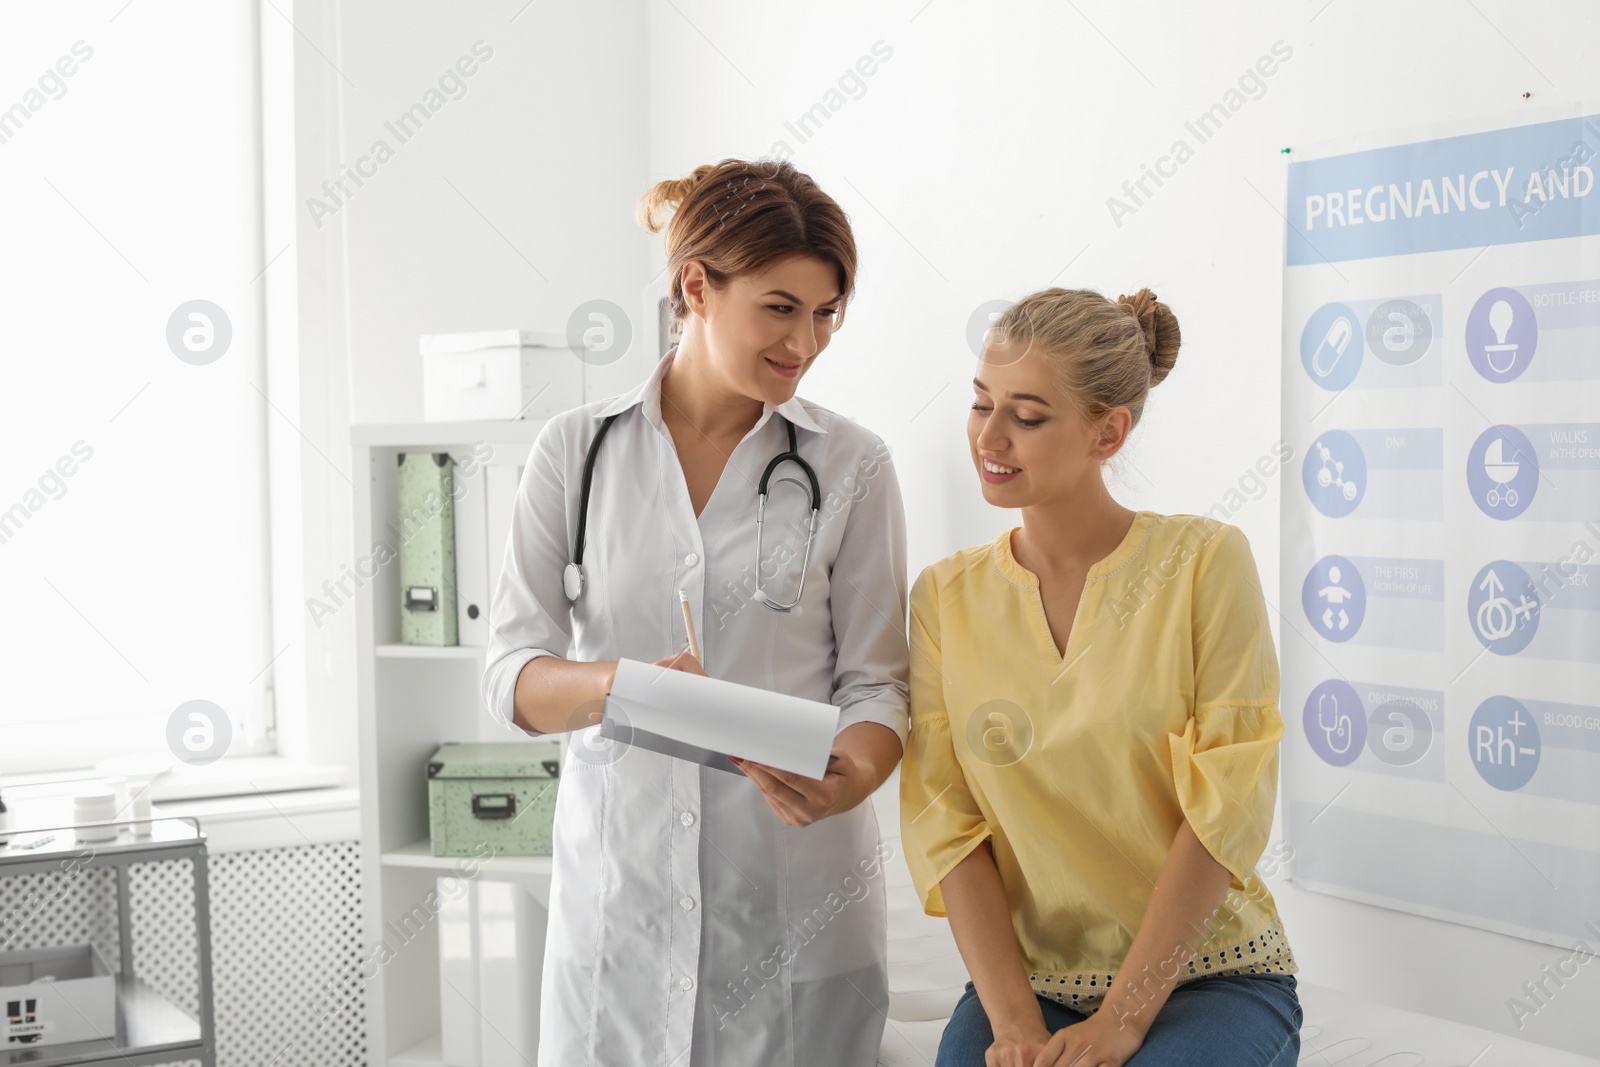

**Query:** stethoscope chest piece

left=563, top=562, right=584, bottom=602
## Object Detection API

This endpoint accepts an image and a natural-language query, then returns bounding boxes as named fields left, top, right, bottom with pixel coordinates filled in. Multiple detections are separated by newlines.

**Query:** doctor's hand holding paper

left=653, top=648, right=894, bottom=828
left=729, top=746, right=881, bottom=827
left=481, top=158, right=910, bottom=1067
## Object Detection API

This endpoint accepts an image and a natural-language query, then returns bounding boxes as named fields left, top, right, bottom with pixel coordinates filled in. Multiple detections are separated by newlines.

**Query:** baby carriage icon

left=1314, top=438, right=1360, bottom=501
left=1483, top=437, right=1519, bottom=507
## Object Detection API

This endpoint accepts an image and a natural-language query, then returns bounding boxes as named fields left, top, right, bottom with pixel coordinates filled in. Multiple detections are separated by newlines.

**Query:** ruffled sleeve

left=899, top=567, right=994, bottom=917
left=1167, top=525, right=1285, bottom=892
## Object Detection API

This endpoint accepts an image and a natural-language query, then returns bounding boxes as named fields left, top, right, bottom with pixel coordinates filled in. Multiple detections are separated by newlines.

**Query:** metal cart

left=1, top=817, right=214, bottom=1067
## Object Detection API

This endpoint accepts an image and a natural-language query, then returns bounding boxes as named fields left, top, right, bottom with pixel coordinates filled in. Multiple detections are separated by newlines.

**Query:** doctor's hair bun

left=636, top=163, right=719, bottom=234
left=1113, top=288, right=1181, bottom=387
left=635, top=158, right=859, bottom=325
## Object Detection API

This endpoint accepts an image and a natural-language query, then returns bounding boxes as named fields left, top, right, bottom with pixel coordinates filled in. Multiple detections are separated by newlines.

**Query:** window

left=0, top=2, right=276, bottom=773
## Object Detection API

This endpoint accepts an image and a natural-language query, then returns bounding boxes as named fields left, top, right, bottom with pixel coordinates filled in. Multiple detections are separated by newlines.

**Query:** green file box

left=426, top=742, right=562, bottom=857
left=397, top=451, right=458, bottom=645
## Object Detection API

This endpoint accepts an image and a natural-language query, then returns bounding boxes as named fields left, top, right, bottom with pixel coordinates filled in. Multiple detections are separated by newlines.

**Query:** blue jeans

left=934, top=973, right=1301, bottom=1067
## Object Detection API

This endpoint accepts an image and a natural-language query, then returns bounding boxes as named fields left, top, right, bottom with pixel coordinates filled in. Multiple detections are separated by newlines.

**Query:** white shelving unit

left=352, top=420, right=565, bottom=1067
left=374, top=643, right=488, bottom=660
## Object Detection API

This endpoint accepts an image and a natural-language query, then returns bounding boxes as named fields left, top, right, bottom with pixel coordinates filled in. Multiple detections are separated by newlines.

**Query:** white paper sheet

left=602, top=658, right=841, bottom=778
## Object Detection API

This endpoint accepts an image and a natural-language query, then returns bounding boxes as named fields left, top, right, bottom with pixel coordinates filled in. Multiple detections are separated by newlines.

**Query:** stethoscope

left=562, top=411, right=822, bottom=613
left=1317, top=690, right=1353, bottom=755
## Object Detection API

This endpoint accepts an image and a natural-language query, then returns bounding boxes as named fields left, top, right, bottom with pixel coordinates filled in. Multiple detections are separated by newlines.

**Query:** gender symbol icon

left=1467, top=560, right=1541, bottom=656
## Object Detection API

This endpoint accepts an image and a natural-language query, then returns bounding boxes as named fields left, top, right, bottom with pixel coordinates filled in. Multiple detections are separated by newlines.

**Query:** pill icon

left=1312, top=315, right=1353, bottom=378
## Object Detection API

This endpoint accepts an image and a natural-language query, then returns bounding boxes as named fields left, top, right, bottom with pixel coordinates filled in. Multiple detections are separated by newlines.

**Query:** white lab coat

left=482, top=349, right=910, bottom=1067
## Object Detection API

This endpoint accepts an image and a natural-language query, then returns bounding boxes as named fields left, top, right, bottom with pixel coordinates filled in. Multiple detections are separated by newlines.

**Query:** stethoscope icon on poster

left=1318, top=691, right=1354, bottom=755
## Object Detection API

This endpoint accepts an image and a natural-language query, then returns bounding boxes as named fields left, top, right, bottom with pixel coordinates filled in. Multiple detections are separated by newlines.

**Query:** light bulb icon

left=1483, top=298, right=1519, bottom=374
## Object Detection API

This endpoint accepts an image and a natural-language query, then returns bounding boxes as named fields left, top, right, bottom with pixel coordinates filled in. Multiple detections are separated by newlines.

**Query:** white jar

left=74, top=789, right=119, bottom=842
left=127, top=780, right=155, bottom=836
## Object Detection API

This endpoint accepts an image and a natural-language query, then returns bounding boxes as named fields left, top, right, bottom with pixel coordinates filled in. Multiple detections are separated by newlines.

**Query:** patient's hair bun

left=1114, top=288, right=1181, bottom=387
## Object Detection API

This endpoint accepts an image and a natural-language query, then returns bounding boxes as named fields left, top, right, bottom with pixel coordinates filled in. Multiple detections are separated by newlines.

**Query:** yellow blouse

left=900, top=511, right=1298, bottom=1015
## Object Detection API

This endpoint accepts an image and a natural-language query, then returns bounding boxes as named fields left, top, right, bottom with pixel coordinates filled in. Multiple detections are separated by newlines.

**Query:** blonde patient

left=900, top=287, right=1303, bottom=1067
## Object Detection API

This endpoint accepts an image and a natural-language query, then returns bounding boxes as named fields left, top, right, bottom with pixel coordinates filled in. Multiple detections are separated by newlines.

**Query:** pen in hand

left=664, top=596, right=840, bottom=776
left=678, top=588, right=702, bottom=662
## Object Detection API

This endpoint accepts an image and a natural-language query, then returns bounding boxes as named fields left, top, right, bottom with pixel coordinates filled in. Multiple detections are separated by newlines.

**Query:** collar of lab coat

left=592, top=347, right=830, bottom=436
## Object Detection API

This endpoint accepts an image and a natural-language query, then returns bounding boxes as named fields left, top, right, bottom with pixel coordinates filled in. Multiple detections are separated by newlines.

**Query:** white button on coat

left=482, top=351, right=910, bottom=1066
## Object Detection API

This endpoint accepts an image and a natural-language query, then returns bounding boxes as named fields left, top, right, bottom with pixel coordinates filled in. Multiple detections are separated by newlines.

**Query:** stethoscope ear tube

left=568, top=413, right=621, bottom=602
left=758, top=419, right=822, bottom=507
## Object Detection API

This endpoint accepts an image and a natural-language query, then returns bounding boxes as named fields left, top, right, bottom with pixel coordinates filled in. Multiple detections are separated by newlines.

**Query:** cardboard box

left=2, top=944, right=116, bottom=1049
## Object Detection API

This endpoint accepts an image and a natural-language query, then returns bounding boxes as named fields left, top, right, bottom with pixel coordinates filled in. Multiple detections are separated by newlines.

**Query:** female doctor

left=481, top=158, right=910, bottom=1067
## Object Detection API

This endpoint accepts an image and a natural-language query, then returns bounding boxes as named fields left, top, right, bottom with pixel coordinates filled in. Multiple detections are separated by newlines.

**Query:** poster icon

left=1302, top=430, right=1366, bottom=517
left=1300, top=302, right=1363, bottom=391
left=1469, top=695, right=1540, bottom=791
left=1301, top=555, right=1365, bottom=642
left=1466, top=287, right=1536, bottom=382
left=1467, top=560, right=1540, bottom=656
left=1466, top=425, right=1538, bottom=519
left=1303, top=679, right=1365, bottom=767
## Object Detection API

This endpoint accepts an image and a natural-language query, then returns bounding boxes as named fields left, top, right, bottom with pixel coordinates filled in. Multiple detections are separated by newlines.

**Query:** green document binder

left=397, top=451, right=459, bottom=646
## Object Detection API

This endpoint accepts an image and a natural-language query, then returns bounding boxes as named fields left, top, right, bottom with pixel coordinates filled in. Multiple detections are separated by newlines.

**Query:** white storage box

left=420, top=329, right=584, bottom=422
left=2, top=944, right=116, bottom=1049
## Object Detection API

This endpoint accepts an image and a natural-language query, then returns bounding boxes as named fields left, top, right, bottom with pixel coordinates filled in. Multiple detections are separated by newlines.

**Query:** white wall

left=294, top=0, right=1600, bottom=1057
left=285, top=0, right=652, bottom=777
